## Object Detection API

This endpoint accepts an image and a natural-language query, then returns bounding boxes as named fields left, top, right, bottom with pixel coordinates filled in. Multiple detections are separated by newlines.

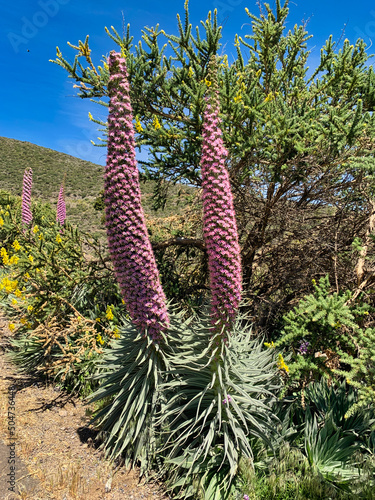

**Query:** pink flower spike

left=56, top=182, right=66, bottom=226
left=21, top=168, right=33, bottom=226
left=201, top=58, right=242, bottom=334
left=105, top=52, right=169, bottom=342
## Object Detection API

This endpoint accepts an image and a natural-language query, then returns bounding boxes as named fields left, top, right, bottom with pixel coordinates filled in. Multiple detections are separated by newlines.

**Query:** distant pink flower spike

left=56, top=183, right=66, bottom=226
left=21, top=168, right=33, bottom=226
left=201, top=61, right=242, bottom=332
left=105, top=51, right=169, bottom=341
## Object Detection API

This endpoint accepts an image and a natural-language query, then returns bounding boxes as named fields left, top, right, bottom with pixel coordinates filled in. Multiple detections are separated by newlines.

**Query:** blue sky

left=1, top=0, right=374, bottom=166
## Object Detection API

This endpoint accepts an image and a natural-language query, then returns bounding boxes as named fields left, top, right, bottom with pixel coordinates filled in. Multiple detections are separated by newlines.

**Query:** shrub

left=275, top=276, right=374, bottom=410
left=0, top=195, right=123, bottom=393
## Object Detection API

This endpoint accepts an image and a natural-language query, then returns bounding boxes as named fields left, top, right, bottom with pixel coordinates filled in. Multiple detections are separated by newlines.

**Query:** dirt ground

left=0, top=313, right=170, bottom=500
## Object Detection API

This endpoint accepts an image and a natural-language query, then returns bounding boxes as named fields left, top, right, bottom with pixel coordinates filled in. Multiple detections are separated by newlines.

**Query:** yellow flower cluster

left=264, top=92, right=274, bottom=103
left=0, top=276, right=18, bottom=294
left=56, top=234, right=62, bottom=244
left=220, top=55, right=229, bottom=68
left=1, top=246, right=20, bottom=266
left=96, top=334, right=105, bottom=345
left=9, top=255, right=19, bottom=266
left=234, top=78, right=246, bottom=104
left=1, top=247, right=9, bottom=265
left=135, top=116, right=143, bottom=133
left=264, top=341, right=275, bottom=348
left=12, top=240, right=21, bottom=252
left=0, top=216, right=4, bottom=227
left=106, top=305, right=114, bottom=321
left=277, top=353, right=289, bottom=373
left=153, top=116, right=161, bottom=130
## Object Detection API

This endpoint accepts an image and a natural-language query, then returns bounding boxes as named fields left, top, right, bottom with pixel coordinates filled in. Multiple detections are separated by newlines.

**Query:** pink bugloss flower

left=105, top=51, right=169, bottom=341
left=21, top=168, right=33, bottom=226
left=56, top=183, right=66, bottom=226
left=201, top=66, right=242, bottom=333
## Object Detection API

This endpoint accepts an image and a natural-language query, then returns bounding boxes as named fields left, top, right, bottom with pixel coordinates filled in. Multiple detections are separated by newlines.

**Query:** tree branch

left=152, top=237, right=206, bottom=252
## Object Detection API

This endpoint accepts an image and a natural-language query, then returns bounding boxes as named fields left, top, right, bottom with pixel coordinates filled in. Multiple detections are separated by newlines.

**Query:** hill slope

left=0, top=137, right=195, bottom=237
left=0, top=136, right=104, bottom=200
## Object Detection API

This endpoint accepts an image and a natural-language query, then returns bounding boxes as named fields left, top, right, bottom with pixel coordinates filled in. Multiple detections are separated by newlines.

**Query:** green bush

left=275, top=276, right=375, bottom=414
left=0, top=193, right=124, bottom=393
left=239, top=379, right=375, bottom=500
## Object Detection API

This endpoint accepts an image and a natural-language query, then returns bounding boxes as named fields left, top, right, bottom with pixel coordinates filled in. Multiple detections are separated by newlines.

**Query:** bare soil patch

left=0, top=313, right=170, bottom=500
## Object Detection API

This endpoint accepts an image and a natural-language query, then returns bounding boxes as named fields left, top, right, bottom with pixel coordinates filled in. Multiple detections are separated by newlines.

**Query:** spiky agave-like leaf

left=87, top=305, right=195, bottom=473
left=304, top=408, right=362, bottom=486
left=88, top=320, right=171, bottom=472
left=158, top=310, right=281, bottom=498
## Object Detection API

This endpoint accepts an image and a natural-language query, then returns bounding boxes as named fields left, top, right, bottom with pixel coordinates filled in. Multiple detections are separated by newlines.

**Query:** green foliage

left=88, top=322, right=171, bottom=472
left=240, top=379, right=375, bottom=499
left=275, top=276, right=375, bottom=416
left=275, top=277, right=361, bottom=383
left=335, top=326, right=375, bottom=416
left=303, top=409, right=361, bottom=484
left=298, top=380, right=374, bottom=491
left=158, top=310, right=281, bottom=499
left=0, top=194, right=123, bottom=393
left=240, top=448, right=372, bottom=500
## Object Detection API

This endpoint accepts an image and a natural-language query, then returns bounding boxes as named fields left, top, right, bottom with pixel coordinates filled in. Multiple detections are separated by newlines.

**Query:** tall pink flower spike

left=21, top=168, right=33, bottom=226
left=56, top=182, right=66, bottom=226
left=104, top=51, right=169, bottom=341
left=201, top=57, right=242, bottom=334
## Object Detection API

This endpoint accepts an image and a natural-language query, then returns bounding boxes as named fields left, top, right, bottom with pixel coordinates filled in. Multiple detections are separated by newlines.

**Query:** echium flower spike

left=104, top=51, right=169, bottom=341
left=201, top=56, right=242, bottom=333
left=21, top=168, right=33, bottom=226
left=56, top=181, right=66, bottom=226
